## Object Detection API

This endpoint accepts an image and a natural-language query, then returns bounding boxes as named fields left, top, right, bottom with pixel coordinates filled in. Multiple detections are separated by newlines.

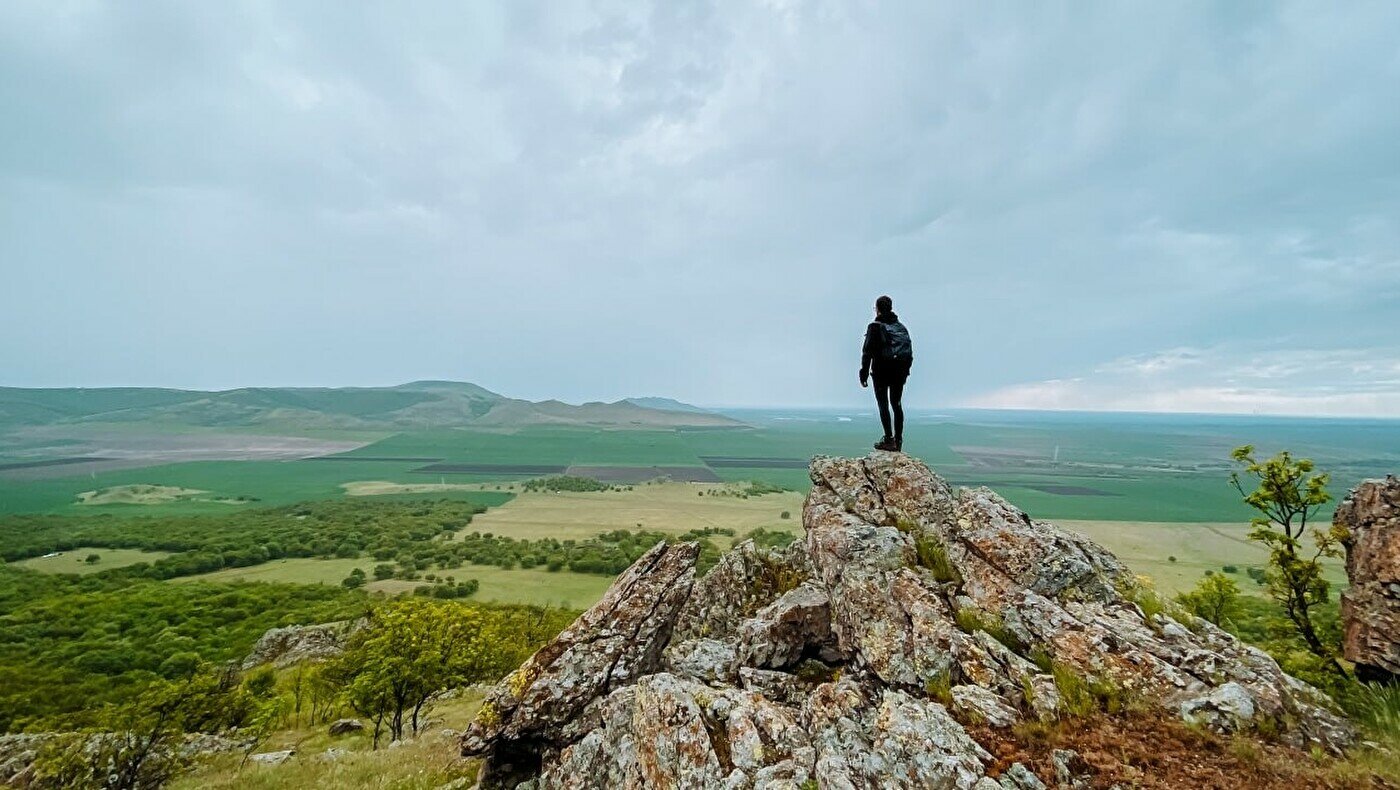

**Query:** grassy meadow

left=16, top=546, right=172, bottom=574
left=174, top=559, right=615, bottom=610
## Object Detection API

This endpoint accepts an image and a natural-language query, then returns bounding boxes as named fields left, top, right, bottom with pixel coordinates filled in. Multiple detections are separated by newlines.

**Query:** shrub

left=1051, top=663, right=1124, bottom=718
left=915, top=537, right=961, bottom=584
left=1176, top=573, right=1241, bottom=626
left=1119, top=576, right=1166, bottom=621
left=924, top=671, right=953, bottom=705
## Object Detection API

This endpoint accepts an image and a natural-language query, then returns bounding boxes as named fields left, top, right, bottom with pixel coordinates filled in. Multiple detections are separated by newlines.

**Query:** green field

left=175, top=558, right=614, bottom=610
left=0, top=459, right=514, bottom=516
left=1060, top=520, right=1347, bottom=596
left=17, top=547, right=172, bottom=574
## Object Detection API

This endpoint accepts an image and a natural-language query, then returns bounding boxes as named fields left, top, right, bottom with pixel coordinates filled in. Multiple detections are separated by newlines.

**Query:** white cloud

left=966, top=346, right=1400, bottom=417
left=0, top=2, right=1398, bottom=410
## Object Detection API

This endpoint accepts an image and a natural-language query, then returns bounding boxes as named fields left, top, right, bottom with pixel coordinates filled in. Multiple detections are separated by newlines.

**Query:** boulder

left=329, top=718, right=365, bottom=736
left=242, top=621, right=357, bottom=668
left=462, top=453, right=1356, bottom=788
left=249, top=749, right=296, bottom=765
left=1337, top=475, right=1400, bottom=682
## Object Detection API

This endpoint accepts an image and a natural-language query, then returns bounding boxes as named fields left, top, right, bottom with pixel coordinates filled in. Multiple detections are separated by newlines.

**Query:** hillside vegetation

left=0, top=381, right=744, bottom=432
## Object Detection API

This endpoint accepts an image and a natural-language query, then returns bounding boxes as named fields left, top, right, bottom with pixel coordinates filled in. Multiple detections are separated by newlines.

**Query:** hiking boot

left=894, top=437, right=903, bottom=452
left=874, top=436, right=898, bottom=451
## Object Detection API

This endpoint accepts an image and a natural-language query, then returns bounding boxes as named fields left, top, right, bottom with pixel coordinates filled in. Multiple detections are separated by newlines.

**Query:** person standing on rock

left=860, top=295, right=913, bottom=452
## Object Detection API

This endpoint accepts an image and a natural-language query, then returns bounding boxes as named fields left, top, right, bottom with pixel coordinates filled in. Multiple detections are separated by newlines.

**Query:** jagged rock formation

left=1337, top=475, right=1400, bottom=683
left=242, top=621, right=357, bottom=669
left=462, top=454, right=1354, bottom=788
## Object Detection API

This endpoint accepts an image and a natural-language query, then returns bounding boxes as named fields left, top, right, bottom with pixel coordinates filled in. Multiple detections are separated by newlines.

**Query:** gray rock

left=951, top=684, right=1020, bottom=728
left=250, top=749, right=296, bottom=765
left=999, top=762, right=1047, bottom=789
left=735, top=583, right=836, bottom=669
left=329, top=718, right=364, bottom=736
left=1052, top=749, right=1086, bottom=788
left=663, top=637, right=738, bottom=684
left=737, top=667, right=806, bottom=706
left=1180, top=681, right=1256, bottom=733
left=242, top=621, right=357, bottom=668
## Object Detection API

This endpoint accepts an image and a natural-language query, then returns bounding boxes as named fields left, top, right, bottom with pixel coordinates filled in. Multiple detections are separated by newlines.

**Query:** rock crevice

left=462, top=453, right=1354, bottom=789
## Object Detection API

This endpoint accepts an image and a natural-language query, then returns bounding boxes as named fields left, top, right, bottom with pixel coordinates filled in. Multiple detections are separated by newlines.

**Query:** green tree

left=84, top=553, right=100, bottom=564
left=1229, top=445, right=1345, bottom=673
left=326, top=598, right=521, bottom=746
left=1176, top=573, right=1241, bottom=626
left=30, top=666, right=258, bottom=789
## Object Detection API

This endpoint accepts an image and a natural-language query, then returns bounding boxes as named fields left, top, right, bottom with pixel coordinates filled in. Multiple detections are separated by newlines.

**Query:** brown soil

left=969, top=713, right=1395, bottom=789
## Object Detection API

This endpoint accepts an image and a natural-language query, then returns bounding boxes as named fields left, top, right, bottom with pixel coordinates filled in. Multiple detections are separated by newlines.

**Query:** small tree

left=85, top=553, right=101, bottom=564
left=305, top=663, right=340, bottom=726
left=30, top=666, right=256, bottom=789
left=1229, top=445, right=1345, bottom=673
left=1176, top=573, right=1240, bottom=626
left=326, top=598, right=517, bottom=746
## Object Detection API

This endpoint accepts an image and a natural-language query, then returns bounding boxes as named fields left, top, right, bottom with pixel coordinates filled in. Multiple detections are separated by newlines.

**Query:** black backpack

left=880, top=321, right=913, bottom=361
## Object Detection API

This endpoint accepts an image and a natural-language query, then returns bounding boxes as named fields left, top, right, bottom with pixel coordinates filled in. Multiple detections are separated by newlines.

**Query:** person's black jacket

left=860, top=311, right=913, bottom=383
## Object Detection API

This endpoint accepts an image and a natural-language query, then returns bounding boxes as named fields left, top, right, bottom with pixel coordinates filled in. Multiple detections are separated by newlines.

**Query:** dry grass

left=171, top=692, right=485, bottom=790
left=977, top=711, right=1397, bottom=789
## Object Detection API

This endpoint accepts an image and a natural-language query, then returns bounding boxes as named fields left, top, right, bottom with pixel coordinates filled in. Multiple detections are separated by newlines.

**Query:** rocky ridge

left=241, top=620, right=357, bottom=669
left=1337, top=475, right=1400, bottom=683
left=461, top=453, right=1354, bottom=788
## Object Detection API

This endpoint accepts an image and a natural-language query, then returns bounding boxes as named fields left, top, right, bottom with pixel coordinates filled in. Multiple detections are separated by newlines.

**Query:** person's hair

left=875, top=295, right=893, bottom=313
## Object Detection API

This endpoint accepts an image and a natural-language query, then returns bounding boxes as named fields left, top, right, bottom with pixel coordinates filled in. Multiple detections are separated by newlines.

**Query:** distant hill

left=622, top=397, right=714, bottom=415
left=0, top=382, right=747, bottom=432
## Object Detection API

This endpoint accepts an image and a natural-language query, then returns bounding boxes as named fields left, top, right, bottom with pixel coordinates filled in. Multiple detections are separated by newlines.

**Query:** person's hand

left=859, top=370, right=869, bottom=388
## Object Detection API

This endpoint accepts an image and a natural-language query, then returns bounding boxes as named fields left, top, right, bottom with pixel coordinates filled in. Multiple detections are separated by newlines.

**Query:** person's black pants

left=872, top=361, right=910, bottom=441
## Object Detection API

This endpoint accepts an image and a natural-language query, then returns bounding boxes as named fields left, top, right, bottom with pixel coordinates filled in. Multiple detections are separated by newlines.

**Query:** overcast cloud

left=2, top=1, right=1398, bottom=414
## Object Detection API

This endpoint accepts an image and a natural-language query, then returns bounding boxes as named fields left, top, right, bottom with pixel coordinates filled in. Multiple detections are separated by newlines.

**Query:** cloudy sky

left=3, top=2, right=1398, bottom=415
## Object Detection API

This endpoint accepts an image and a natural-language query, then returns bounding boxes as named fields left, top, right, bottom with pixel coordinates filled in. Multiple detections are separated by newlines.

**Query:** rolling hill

left=0, top=382, right=747, bottom=432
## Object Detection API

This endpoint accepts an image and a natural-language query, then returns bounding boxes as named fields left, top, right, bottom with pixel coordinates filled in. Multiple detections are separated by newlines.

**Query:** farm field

left=6, top=410, right=1398, bottom=522
left=0, top=459, right=514, bottom=515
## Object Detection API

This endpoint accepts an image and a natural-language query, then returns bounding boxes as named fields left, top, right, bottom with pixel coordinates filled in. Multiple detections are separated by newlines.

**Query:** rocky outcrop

left=0, top=731, right=251, bottom=786
left=330, top=718, right=365, bottom=736
left=462, top=453, right=1355, bottom=788
left=242, top=620, right=358, bottom=669
left=1337, top=475, right=1400, bottom=683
